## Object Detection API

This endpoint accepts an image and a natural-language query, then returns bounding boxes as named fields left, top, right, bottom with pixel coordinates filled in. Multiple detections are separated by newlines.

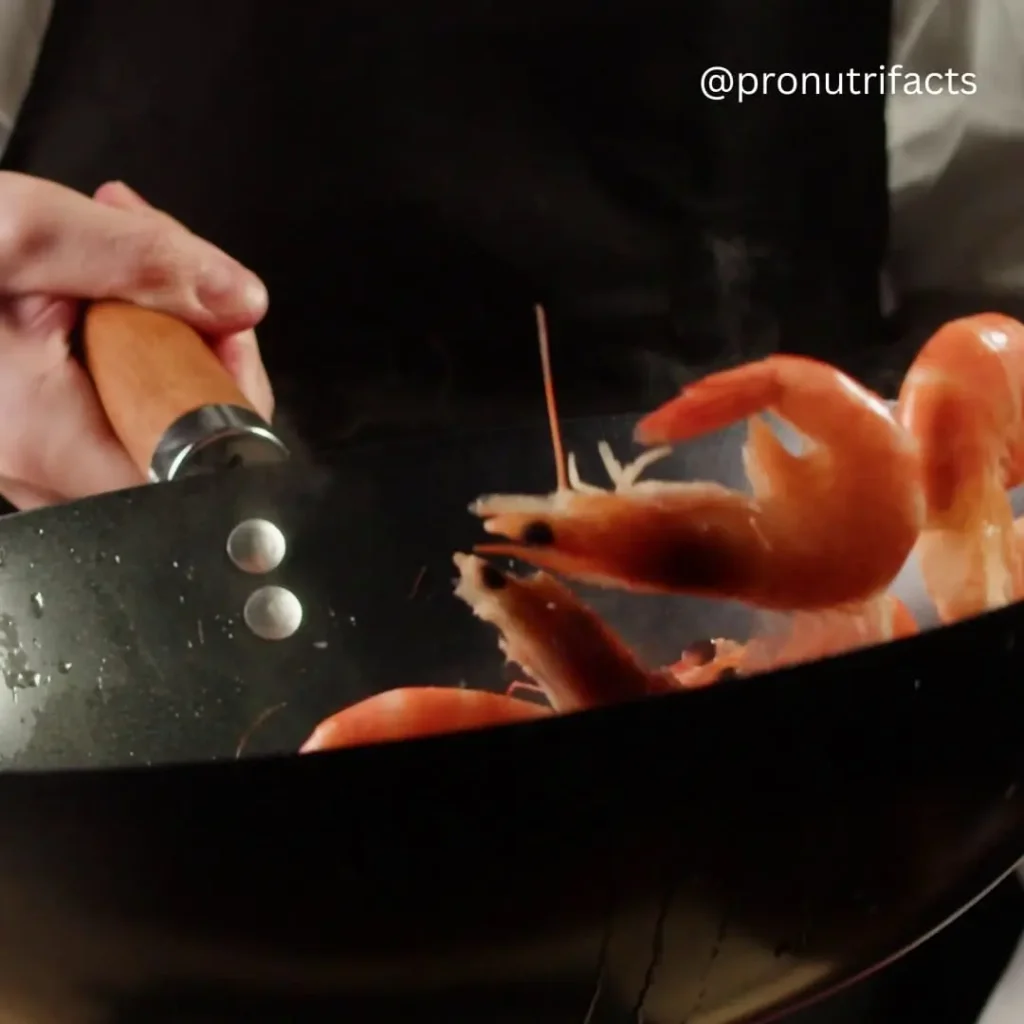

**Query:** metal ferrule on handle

left=150, top=404, right=290, bottom=482
left=83, top=300, right=290, bottom=484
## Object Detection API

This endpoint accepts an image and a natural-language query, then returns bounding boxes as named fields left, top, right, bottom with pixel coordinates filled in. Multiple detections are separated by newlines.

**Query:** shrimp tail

left=636, top=359, right=783, bottom=445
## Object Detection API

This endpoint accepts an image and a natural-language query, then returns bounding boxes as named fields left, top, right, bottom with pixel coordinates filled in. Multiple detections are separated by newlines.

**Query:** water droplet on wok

left=29, top=593, right=44, bottom=618
left=36, top=527, right=44, bottom=537
left=57, top=661, right=72, bottom=675
left=113, top=554, right=121, bottom=565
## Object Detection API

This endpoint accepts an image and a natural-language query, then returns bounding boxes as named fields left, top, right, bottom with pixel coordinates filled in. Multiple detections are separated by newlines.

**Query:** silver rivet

left=243, top=586, right=302, bottom=641
left=226, top=519, right=287, bottom=574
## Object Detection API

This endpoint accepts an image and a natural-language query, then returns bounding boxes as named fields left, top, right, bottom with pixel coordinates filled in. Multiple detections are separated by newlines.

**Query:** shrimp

left=453, top=553, right=677, bottom=710
left=300, top=687, right=550, bottom=752
left=300, top=553, right=682, bottom=752
left=472, top=354, right=924, bottom=612
left=301, top=305, right=697, bottom=754
left=896, top=313, right=1024, bottom=623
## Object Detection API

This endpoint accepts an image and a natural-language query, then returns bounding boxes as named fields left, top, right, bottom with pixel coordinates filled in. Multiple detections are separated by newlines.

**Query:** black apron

left=2, top=0, right=892, bottom=455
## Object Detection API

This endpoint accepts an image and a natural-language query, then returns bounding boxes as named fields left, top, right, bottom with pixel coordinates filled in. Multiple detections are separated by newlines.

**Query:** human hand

left=0, top=173, right=274, bottom=510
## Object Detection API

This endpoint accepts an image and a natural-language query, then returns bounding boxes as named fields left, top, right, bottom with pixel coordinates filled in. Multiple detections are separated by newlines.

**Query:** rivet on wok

left=226, top=519, right=287, bottom=574
left=243, top=586, right=303, bottom=641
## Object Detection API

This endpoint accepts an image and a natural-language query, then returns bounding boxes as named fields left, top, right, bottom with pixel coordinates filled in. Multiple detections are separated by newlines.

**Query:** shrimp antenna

left=535, top=303, right=568, bottom=491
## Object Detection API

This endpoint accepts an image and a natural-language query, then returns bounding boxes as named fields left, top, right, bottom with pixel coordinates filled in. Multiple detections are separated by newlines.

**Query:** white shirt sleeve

left=0, top=0, right=53, bottom=158
left=887, top=0, right=1024, bottom=297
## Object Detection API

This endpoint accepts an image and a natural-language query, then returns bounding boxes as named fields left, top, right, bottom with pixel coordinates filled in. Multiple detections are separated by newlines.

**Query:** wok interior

left=0, top=409, right=1018, bottom=771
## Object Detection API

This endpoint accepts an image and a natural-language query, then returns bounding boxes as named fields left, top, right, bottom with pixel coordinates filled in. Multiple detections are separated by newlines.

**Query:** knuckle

left=119, top=222, right=188, bottom=296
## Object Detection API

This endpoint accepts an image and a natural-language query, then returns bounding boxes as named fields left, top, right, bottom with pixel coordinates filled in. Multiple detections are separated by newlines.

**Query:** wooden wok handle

left=83, top=300, right=282, bottom=481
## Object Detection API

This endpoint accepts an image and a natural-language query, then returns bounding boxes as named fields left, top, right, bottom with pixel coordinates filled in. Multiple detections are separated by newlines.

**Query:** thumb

left=0, top=171, right=267, bottom=334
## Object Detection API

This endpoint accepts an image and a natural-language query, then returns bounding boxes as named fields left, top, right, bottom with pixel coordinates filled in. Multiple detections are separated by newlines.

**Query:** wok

left=0, top=308, right=1019, bottom=1024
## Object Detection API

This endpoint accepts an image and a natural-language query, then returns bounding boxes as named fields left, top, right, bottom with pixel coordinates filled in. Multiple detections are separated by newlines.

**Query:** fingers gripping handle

left=83, top=301, right=288, bottom=482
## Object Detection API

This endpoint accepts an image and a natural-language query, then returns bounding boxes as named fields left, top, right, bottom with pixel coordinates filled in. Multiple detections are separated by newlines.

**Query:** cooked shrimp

left=301, top=550, right=684, bottom=753
left=897, top=313, right=1024, bottom=623
left=472, top=354, right=923, bottom=612
left=299, top=687, right=551, bottom=752
left=453, top=553, right=676, bottom=710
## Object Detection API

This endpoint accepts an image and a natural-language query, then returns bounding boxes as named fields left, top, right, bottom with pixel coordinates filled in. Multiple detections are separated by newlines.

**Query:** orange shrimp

left=301, top=551, right=685, bottom=752
left=453, top=553, right=677, bottom=709
left=300, top=687, right=551, bottom=752
left=472, top=354, right=924, bottom=613
left=302, top=305, right=709, bottom=754
left=896, top=313, right=1024, bottom=623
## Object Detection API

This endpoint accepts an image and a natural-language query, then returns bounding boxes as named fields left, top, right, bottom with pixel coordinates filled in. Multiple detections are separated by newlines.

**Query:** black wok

left=0, top=310, right=1019, bottom=1024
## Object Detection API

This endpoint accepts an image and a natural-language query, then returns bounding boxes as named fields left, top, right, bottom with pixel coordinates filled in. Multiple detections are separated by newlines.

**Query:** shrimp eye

left=521, top=520, right=555, bottom=546
left=715, top=666, right=739, bottom=683
left=682, top=638, right=717, bottom=665
left=479, top=563, right=508, bottom=590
